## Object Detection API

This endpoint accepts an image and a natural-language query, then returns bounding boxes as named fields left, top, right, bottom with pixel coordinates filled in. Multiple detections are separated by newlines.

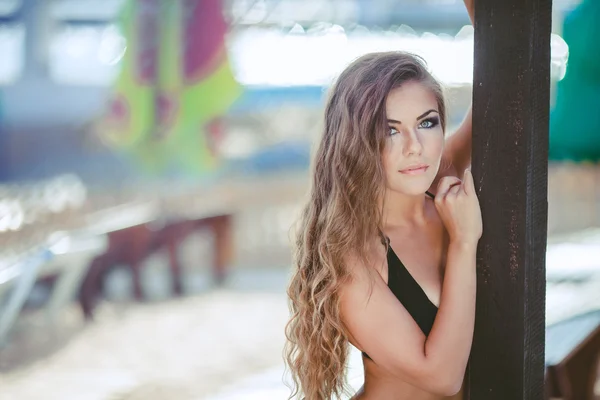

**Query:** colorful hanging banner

left=101, top=0, right=241, bottom=175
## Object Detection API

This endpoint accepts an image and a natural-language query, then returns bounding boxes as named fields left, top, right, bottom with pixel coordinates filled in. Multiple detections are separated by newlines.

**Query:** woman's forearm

left=423, top=241, right=477, bottom=389
left=464, top=0, right=474, bottom=24
left=446, top=107, right=472, bottom=179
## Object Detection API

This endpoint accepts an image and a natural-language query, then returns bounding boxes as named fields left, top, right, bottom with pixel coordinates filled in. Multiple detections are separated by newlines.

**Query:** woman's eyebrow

left=417, top=109, right=439, bottom=120
left=387, top=109, right=439, bottom=125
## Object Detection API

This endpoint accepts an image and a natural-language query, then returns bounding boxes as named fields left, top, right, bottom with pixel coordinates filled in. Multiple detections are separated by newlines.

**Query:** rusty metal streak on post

left=467, top=0, right=550, bottom=399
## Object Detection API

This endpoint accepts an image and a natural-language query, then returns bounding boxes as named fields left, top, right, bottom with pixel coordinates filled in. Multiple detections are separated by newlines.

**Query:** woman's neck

left=381, top=190, right=431, bottom=230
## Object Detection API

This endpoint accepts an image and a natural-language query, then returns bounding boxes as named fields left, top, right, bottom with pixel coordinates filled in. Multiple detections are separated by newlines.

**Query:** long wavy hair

left=284, top=52, right=447, bottom=400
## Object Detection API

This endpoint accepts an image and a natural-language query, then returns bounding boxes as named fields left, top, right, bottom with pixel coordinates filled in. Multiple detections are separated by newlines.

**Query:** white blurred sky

left=0, top=22, right=570, bottom=86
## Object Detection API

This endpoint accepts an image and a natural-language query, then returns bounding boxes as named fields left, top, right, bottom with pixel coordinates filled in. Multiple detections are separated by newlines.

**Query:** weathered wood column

left=468, top=0, right=551, bottom=398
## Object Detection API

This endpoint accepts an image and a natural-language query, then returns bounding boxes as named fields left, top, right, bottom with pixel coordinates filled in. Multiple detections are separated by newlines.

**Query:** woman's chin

left=388, top=187, right=432, bottom=197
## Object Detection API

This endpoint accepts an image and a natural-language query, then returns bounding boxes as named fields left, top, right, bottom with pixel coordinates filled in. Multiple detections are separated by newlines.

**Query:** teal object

left=550, top=0, right=600, bottom=162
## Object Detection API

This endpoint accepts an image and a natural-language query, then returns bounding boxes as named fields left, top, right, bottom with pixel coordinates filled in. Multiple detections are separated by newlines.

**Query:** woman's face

left=382, top=81, right=444, bottom=196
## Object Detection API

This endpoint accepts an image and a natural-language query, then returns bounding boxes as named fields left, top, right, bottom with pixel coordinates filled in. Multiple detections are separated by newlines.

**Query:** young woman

left=284, top=4, right=480, bottom=400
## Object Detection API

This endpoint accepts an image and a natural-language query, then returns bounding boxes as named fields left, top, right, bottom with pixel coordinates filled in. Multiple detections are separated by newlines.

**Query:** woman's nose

left=403, top=130, right=423, bottom=156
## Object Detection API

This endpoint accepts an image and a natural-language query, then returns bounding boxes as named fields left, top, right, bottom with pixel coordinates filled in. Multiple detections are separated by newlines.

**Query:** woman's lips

left=399, top=165, right=429, bottom=175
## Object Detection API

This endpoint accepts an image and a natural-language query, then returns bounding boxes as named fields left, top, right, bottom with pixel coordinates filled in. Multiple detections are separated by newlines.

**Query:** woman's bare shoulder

left=341, top=240, right=387, bottom=287
left=338, top=241, right=392, bottom=324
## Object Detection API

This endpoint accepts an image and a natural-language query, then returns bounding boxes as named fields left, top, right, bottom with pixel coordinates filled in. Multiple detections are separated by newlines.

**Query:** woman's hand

left=434, top=170, right=482, bottom=246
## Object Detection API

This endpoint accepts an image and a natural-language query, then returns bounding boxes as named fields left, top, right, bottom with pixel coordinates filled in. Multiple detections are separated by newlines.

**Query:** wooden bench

left=545, top=249, right=600, bottom=399
left=77, top=213, right=233, bottom=319
left=545, top=310, right=600, bottom=399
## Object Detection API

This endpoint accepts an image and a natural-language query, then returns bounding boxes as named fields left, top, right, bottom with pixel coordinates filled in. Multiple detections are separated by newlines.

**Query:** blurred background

left=0, top=0, right=598, bottom=399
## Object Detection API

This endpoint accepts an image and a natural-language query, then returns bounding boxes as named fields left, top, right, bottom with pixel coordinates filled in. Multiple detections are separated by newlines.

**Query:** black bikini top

left=363, top=191, right=438, bottom=360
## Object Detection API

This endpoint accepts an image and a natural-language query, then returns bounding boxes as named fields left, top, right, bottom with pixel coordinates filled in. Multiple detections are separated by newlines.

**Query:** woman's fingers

left=436, top=176, right=462, bottom=198
left=449, top=183, right=462, bottom=197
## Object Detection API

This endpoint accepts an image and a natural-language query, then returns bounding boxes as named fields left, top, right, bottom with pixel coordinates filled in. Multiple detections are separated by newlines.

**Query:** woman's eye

left=419, top=117, right=439, bottom=129
left=388, top=127, right=400, bottom=136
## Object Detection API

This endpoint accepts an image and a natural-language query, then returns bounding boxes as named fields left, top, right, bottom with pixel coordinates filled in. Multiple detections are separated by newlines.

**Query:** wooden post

left=468, top=0, right=551, bottom=398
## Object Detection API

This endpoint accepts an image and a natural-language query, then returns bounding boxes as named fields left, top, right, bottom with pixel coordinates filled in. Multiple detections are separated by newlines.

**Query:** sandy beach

left=0, top=281, right=290, bottom=400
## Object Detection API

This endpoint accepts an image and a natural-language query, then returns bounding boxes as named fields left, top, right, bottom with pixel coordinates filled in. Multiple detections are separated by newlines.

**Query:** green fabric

left=550, top=0, right=600, bottom=161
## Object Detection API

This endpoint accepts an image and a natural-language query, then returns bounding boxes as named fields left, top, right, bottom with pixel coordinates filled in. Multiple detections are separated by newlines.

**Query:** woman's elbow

left=429, top=374, right=464, bottom=397
left=437, top=379, right=463, bottom=397
left=388, top=360, right=465, bottom=396
left=412, top=365, right=464, bottom=397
